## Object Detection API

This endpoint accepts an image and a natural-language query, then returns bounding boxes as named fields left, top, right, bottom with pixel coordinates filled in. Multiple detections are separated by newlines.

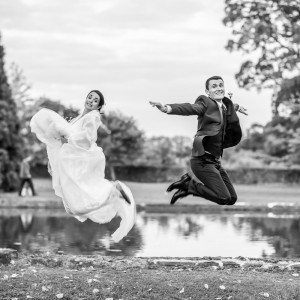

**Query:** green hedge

left=108, top=166, right=300, bottom=184
left=32, top=164, right=300, bottom=184
left=227, top=168, right=300, bottom=184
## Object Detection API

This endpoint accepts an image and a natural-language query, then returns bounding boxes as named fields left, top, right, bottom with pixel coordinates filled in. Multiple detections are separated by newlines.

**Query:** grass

left=20, top=178, right=300, bottom=206
left=1, top=255, right=300, bottom=300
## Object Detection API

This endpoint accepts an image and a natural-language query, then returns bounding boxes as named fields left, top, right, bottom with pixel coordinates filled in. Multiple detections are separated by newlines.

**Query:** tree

left=37, top=97, right=79, bottom=120
left=275, top=75, right=300, bottom=113
left=98, top=111, right=145, bottom=179
left=238, top=106, right=300, bottom=167
left=139, top=136, right=174, bottom=167
left=0, top=36, right=23, bottom=191
left=263, top=123, right=291, bottom=158
left=241, top=123, right=265, bottom=151
left=289, top=127, right=300, bottom=165
left=8, top=62, right=33, bottom=114
left=286, top=103, right=300, bottom=165
left=7, top=62, right=39, bottom=162
left=23, top=97, right=80, bottom=165
left=223, top=0, right=300, bottom=115
left=137, top=135, right=192, bottom=169
left=171, top=135, right=192, bottom=167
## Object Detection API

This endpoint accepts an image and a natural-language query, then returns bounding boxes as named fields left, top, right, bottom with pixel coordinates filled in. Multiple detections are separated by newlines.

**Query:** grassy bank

left=12, top=178, right=300, bottom=206
left=1, top=254, right=300, bottom=300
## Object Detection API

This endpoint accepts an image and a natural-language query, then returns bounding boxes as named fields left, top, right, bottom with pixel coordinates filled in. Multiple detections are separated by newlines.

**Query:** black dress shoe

left=170, top=189, right=189, bottom=205
left=167, top=173, right=191, bottom=193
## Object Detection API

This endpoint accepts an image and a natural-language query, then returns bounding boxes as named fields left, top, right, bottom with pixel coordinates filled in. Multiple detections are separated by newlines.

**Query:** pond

left=0, top=208, right=300, bottom=258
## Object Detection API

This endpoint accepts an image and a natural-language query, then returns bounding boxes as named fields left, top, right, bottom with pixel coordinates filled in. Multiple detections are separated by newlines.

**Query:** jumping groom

left=150, top=76, right=247, bottom=206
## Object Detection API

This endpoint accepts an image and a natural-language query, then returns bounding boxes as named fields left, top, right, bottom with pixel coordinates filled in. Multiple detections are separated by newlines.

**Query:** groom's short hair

left=205, top=76, right=224, bottom=90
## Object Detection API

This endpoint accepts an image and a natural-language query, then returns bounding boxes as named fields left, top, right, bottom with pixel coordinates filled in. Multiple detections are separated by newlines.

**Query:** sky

left=0, top=0, right=273, bottom=138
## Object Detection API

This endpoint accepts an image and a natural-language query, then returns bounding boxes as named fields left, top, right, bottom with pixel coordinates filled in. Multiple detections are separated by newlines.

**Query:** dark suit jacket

left=168, top=95, right=242, bottom=157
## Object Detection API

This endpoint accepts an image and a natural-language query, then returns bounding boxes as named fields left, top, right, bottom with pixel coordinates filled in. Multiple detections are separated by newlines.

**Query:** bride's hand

left=99, top=123, right=111, bottom=134
left=105, top=128, right=111, bottom=134
left=61, top=136, right=68, bottom=144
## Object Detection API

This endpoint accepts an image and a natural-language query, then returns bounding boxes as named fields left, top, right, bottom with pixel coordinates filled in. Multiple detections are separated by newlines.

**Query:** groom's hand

left=238, top=106, right=248, bottom=116
left=234, top=103, right=248, bottom=116
left=149, top=101, right=167, bottom=113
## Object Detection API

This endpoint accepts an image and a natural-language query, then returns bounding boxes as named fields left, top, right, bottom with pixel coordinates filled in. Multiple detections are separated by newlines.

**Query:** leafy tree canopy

left=0, top=36, right=23, bottom=191
left=98, top=111, right=145, bottom=163
left=223, top=0, right=300, bottom=114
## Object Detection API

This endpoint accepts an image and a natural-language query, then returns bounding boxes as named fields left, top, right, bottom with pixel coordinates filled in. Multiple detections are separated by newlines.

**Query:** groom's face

left=206, top=79, right=225, bottom=101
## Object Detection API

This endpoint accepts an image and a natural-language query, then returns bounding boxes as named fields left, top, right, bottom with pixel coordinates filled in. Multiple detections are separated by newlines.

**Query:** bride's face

left=85, top=92, right=100, bottom=111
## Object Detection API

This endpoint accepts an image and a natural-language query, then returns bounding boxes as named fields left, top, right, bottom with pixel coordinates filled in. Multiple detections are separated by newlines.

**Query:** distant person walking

left=18, top=156, right=36, bottom=196
left=150, top=76, right=247, bottom=206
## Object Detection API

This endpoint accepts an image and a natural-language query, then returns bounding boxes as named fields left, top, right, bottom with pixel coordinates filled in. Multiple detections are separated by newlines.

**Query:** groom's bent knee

left=226, top=196, right=237, bottom=205
left=215, top=195, right=232, bottom=206
left=215, top=194, right=237, bottom=206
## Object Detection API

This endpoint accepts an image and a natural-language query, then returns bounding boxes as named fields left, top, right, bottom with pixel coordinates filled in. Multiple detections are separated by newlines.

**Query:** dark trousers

left=18, top=178, right=36, bottom=196
left=186, top=154, right=237, bottom=205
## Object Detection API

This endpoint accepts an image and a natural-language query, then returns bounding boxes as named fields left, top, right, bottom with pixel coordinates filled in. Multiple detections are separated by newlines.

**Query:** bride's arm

left=68, top=112, right=100, bottom=150
left=98, top=121, right=111, bottom=134
left=54, top=119, right=72, bottom=143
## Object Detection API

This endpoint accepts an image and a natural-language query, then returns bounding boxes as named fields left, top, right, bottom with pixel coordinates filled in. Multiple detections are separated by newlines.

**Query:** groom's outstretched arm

left=150, top=97, right=207, bottom=116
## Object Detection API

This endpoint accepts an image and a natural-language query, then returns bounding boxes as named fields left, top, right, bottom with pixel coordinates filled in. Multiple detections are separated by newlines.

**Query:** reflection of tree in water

left=0, top=216, right=24, bottom=249
left=155, top=215, right=170, bottom=230
left=141, top=215, right=170, bottom=230
left=216, top=215, right=229, bottom=225
left=175, top=216, right=203, bottom=238
left=59, top=217, right=142, bottom=256
left=4, top=210, right=299, bottom=258
left=212, top=215, right=229, bottom=226
left=233, top=216, right=300, bottom=258
left=141, top=214, right=203, bottom=238
left=0, top=213, right=143, bottom=256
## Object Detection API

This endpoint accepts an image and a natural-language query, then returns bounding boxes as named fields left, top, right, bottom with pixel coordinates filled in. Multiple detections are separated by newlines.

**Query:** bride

left=30, top=90, right=136, bottom=242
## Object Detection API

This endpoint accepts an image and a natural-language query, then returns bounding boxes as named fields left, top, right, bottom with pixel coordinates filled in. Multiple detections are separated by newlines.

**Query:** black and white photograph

left=0, top=0, right=299, bottom=299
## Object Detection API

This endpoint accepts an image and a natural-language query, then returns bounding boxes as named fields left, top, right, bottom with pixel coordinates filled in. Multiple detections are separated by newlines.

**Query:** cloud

left=0, top=0, right=273, bottom=137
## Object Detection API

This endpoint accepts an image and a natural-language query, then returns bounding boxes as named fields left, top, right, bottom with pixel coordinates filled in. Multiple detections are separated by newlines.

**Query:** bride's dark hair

left=87, top=90, right=105, bottom=112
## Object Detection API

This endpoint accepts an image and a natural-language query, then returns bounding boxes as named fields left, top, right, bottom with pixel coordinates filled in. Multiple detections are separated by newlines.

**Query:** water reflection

left=0, top=209, right=142, bottom=255
left=0, top=209, right=300, bottom=258
left=233, top=214, right=300, bottom=258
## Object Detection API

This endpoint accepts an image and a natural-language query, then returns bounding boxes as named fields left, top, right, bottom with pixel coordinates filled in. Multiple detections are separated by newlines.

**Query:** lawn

left=1, top=255, right=300, bottom=300
left=29, top=178, right=300, bottom=206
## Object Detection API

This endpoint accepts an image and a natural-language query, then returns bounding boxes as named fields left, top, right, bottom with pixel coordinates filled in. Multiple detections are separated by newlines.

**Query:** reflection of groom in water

left=150, top=76, right=247, bottom=206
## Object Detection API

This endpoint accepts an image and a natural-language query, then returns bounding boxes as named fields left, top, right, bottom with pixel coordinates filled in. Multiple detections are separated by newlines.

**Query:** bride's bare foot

left=116, top=181, right=131, bottom=204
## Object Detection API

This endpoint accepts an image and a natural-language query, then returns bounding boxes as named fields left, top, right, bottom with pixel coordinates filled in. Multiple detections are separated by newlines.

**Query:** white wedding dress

left=30, top=108, right=136, bottom=242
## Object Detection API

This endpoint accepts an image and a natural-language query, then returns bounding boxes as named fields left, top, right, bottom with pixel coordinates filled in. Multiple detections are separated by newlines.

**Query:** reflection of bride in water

left=30, top=90, right=136, bottom=242
left=59, top=218, right=143, bottom=256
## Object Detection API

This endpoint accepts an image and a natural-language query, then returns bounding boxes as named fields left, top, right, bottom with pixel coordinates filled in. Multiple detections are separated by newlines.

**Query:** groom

left=150, top=76, right=247, bottom=206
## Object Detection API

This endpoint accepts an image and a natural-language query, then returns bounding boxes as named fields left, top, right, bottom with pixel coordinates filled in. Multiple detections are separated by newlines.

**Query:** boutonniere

left=65, top=117, right=73, bottom=123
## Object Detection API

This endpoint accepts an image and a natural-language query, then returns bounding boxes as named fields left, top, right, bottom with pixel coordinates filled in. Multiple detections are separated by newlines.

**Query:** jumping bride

left=30, top=90, right=136, bottom=242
